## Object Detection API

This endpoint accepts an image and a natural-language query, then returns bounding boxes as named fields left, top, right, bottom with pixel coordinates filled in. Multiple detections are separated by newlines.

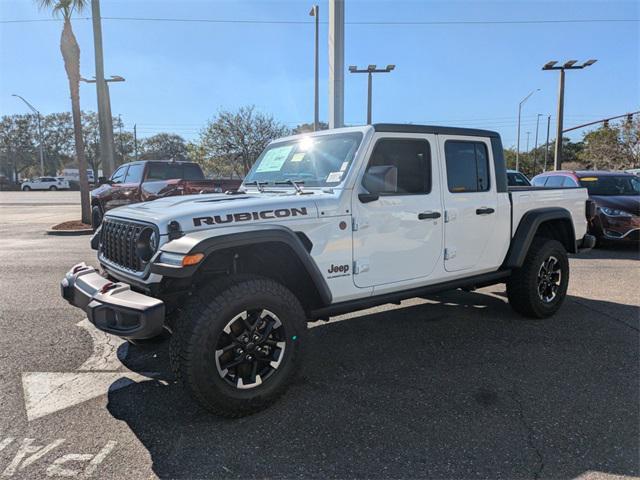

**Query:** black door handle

left=476, top=207, right=495, bottom=215
left=418, top=211, right=441, bottom=220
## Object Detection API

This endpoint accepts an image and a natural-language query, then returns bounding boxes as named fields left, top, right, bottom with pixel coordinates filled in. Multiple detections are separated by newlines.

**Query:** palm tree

left=37, top=0, right=90, bottom=224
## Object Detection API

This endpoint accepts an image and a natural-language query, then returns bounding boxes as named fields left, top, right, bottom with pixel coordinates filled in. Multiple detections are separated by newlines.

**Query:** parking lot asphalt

left=0, top=191, right=638, bottom=479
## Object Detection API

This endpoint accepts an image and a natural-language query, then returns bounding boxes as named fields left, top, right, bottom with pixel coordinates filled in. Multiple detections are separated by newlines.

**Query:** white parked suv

left=21, top=176, right=69, bottom=191
left=61, top=124, right=596, bottom=417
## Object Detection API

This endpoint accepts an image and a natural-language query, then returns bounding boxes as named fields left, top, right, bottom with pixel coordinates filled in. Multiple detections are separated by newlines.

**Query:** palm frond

left=35, top=0, right=87, bottom=18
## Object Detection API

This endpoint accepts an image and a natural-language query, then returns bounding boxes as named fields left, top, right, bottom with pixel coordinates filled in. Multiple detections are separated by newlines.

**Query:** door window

left=364, top=138, right=431, bottom=195
left=110, top=166, right=128, bottom=184
left=444, top=141, right=490, bottom=192
left=124, top=164, right=144, bottom=183
left=562, top=176, right=578, bottom=187
left=532, top=176, right=548, bottom=187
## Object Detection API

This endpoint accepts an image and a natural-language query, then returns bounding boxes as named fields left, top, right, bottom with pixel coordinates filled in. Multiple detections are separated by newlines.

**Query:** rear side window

left=545, top=176, right=564, bottom=187
left=183, top=164, right=205, bottom=181
left=444, top=141, right=490, bottom=193
left=365, top=138, right=431, bottom=194
left=124, top=164, right=144, bottom=183
left=562, top=176, right=578, bottom=187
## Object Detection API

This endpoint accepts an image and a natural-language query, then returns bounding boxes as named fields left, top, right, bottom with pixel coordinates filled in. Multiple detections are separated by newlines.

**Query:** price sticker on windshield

left=256, top=145, right=294, bottom=172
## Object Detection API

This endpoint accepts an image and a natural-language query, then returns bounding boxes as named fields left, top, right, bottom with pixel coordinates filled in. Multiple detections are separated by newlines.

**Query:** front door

left=439, top=136, right=498, bottom=272
left=352, top=134, right=443, bottom=288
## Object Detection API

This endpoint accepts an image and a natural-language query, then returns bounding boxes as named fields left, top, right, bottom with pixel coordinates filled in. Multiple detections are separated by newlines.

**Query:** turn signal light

left=182, top=253, right=204, bottom=266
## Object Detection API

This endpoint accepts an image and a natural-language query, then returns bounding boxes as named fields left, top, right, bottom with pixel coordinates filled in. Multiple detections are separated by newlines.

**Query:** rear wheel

left=49, top=185, right=57, bottom=191
left=507, top=238, right=569, bottom=318
left=22, top=186, right=30, bottom=191
left=170, top=275, right=306, bottom=417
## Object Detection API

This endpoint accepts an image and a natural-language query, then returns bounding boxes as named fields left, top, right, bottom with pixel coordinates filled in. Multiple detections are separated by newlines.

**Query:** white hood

left=104, top=191, right=325, bottom=234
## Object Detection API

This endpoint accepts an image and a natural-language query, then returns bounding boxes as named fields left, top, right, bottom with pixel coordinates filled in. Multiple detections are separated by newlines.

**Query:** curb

left=46, top=228, right=93, bottom=236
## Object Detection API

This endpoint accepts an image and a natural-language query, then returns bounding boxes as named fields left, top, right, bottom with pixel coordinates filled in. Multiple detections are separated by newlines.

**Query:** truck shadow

left=108, top=288, right=639, bottom=479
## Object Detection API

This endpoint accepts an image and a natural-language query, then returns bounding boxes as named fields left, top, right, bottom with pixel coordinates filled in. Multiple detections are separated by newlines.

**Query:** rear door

left=352, top=134, right=443, bottom=288
left=439, top=136, right=498, bottom=272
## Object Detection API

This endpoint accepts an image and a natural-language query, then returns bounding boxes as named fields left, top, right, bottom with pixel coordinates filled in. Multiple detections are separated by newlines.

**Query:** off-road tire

left=170, top=275, right=307, bottom=417
left=91, top=206, right=103, bottom=231
left=507, top=238, right=569, bottom=318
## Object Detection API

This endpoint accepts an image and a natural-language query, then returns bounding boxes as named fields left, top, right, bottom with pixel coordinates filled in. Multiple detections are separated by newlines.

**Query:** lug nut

left=253, top=334, right=260, bottom=341
left=246, top=355, right=253, bottom=361
left=236, top=347, right=243, bottom=354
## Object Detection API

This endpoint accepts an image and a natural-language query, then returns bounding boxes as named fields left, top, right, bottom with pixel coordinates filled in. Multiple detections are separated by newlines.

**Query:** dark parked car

left=91, top=160, right=242, bottom=229
left=507, top=169, right=531, bottom=187
left=532, top=170, right=640, bottom=244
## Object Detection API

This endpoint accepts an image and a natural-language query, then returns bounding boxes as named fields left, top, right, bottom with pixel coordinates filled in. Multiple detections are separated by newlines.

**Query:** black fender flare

left=152, top=226, right=332, bottom=306
left=502, top=207, right=576, bottom=269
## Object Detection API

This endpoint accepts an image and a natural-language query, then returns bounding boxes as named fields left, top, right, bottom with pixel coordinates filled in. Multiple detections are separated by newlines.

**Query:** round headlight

left=136, top=227, right=158, bottom=262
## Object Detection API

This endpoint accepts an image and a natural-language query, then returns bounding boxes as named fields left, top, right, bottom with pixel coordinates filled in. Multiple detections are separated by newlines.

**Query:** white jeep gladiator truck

left=61, top=124, right=596, bottom=417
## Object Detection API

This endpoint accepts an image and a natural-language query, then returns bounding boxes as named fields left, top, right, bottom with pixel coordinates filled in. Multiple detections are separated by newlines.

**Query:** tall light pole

left=533, top=113, right=542, bottom=175
left=328, top=0, right=344, bottom=129
left=526, top=131, right=531, bottom=153
left=544, top=114, right=551, bottom=172
left=348, top=64, right=395, bottom=124
left=12, top=94, right=45, bottom=176
left=309, top=5, right=319, bottom=131
left=516, top=88, right=539, bottom=171
left=542, top=59, right=597, bottom=170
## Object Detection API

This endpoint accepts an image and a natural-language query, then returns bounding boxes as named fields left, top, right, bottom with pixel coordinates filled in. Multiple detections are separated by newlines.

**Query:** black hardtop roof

left=373, top=123, right=500, bottom=138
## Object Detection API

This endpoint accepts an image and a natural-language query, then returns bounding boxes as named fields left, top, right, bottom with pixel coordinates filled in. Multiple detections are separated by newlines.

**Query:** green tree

left=293, top=122, right=329, bottom=134
left=0, top=115, right=38, bottom=180
left=140, top=133, right=189, bottom=160
left=580, top=119, right=639, bottom=170
left=199, top=106, right=290, bottom=176
left=37, top=0, right=91, bottom=223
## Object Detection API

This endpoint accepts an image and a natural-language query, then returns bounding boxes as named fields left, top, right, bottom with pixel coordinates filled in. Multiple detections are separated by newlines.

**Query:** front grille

left=100, top=218, right=149, bottom=273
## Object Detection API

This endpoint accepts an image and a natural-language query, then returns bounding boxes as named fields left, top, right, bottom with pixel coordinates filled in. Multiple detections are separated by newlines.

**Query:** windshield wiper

left=275, top=179, right=305, bottom=194
left=244, top=180, right=265, bottom=193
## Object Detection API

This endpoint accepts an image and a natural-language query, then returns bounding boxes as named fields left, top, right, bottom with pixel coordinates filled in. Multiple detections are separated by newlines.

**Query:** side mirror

left=360, top=165, right=398, bottom=203
left=98, top=176, right=110, bottom=185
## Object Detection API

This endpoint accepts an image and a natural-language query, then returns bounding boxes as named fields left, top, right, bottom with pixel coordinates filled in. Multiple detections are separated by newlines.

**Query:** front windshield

left=244, top=132, right=363, bottom=188
left=579, top=175, right=640, bottom=196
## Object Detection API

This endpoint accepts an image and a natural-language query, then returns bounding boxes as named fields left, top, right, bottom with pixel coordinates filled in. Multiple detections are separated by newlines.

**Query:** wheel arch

left=503, top=208, right=576, bottom=269
left=154, top=226, right=332, bottom=311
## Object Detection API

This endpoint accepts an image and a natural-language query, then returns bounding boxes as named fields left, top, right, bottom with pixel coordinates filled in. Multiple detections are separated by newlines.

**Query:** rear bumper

left=60, top=263, right=165, bottom=339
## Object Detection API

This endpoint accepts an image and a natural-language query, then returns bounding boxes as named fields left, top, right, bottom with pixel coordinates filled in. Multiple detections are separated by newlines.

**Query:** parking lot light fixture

left=12, top=94, right=45, bottom=176
left=542, top=59, right=597, bottom=170
left=349, top=64, right=396, bottom=124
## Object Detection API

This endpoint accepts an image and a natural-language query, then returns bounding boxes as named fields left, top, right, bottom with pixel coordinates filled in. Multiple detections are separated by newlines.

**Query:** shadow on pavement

left=108, top=289, right=639, bottom=479
left=574, top=243, right=639, bottom=261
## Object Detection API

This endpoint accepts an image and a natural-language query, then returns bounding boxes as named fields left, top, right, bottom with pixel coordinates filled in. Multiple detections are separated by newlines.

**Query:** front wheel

left=91, top=206, right=103, bottom=231
left=22, top=186, right=30, bottom=191
left=170, top=275, right=307, bottom=417
left=507, top=238, right=569, bottom=318
left=49, top=185, right=57, bottom=191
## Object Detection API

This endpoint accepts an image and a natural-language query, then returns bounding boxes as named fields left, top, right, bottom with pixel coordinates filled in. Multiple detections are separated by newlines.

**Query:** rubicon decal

left=193, top=207, right=308, bottom=227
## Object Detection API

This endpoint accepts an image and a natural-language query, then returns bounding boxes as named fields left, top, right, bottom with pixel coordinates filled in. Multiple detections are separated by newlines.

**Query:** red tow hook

left=100, top=282, right=118, bottom=294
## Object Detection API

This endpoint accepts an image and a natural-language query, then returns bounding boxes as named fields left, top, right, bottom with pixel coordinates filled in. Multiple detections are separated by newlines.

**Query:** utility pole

left=309, top=5, right=320, bottom=131
left=91, top=0, right=116, bottom=177
left=11, top=94, right=45, bottom=176
left=118, top=114, right=124, bottom=164
left=328, top=0, right=344, bottom=129
left=542, top=59, right=597, bottom=170
left=348, top=65, right=395, bottom=124
left=533, top=113, right=541, bottom=175
left=516, top=89, right=539, bottom=171
left=133, top=124, right=138, bottom=161
left=544, top=115, right=551, bottom=172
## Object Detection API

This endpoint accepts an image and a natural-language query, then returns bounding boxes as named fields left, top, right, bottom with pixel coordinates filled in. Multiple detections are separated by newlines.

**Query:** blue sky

left=0, top=0, right=638, bottom=148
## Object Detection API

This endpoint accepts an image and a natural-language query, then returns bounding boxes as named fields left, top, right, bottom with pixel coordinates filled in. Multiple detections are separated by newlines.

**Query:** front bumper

left=61, top=263, right=165, bottom=339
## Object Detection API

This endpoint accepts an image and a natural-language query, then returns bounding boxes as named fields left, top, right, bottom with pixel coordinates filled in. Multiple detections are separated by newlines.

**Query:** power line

left=1, top=16, right=637, bottom=25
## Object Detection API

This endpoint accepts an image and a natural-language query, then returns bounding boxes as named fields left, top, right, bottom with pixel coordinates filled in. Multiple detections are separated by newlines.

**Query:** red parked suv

left=531, top=170, right=640, bottom=244
left=91, top=160, right=242, bottom=229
